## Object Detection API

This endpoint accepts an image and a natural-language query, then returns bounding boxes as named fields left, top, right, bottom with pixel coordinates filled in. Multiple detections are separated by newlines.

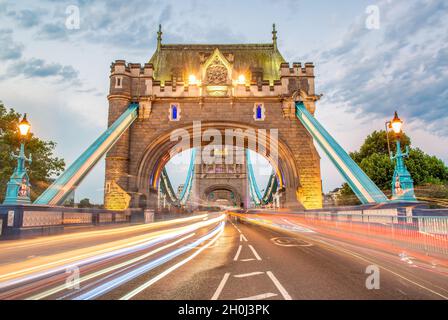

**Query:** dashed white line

left=237, top=292, right=277, bottom=300
left=233, top=245, right=242, bottom=261
left=248, top=245, right=262, bottom=261
left=266, top=271, right=292, bottom=300
left=211, top=273, right=230, bottom=300
left=233, top=271, right=264, bottom=278
left=240, top=234, right=248, bottom=242
left=241, top=258, right=255, bottom=262
left=230, top=221, right=242, bottom=233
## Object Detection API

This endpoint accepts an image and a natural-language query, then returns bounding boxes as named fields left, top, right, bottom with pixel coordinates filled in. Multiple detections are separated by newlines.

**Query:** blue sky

left=0, top=0, right=447, bottom=203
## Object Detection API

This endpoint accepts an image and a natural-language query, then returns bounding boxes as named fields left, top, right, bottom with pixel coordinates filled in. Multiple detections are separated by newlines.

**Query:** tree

left=335, top=130, right=448, bottom=205
left=0, top=102, right=65, bottom=202
left=78, top=198, right=93, bottom=208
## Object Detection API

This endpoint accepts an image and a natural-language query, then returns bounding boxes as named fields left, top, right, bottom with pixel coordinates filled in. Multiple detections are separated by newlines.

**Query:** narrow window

left=115, top=76, right=123, bottom=88
left=253, top=103, right=265, bottom=121
left=256, top=105, right=262, bottom=119
left=169, top=103, right=180, bottom=121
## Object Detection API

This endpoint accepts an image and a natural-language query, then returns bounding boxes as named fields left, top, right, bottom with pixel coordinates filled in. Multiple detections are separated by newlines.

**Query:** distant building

left=63, top=189, right=75, bottom=206
left=177, top=184, right=184, bottom=198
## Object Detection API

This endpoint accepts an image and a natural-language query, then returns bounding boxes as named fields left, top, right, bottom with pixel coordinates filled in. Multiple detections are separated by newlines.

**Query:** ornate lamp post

left=3, top=114, right=32, bottom=204
left=385, top=111, right=416, bottom=202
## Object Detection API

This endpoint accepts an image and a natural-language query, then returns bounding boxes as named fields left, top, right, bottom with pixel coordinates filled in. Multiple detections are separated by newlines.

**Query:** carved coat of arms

left=206, top=57, right=228, bottom=85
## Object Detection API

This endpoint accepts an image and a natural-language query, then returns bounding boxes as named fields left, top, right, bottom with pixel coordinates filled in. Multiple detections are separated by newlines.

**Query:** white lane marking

left=314, top=238, right=448, bottom=300
left=211, top=273, right=231, bottom=300
left=120, top=226, right=224, bottom=300
left=233, top=245, right=242, bottom=261
left=240, top=234, right=248, bottom=242
left=230, top=221, right=242, bottom=234
left=233, top=271, right=264, bottom=278
left=237, top=292, right=277, bottom=300
left=248, top=245, right=262, bottom=261
left=270, top=237, right=313, bottom=247
left=266, top=271, right=292, bottom=300
left=241, top=258, right=255, bottom=262
left=28, top=233, right=196, bottom=300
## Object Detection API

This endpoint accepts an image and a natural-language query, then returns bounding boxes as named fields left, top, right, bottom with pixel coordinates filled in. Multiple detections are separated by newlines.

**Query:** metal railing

left=301, top=212, right=448, bottom=259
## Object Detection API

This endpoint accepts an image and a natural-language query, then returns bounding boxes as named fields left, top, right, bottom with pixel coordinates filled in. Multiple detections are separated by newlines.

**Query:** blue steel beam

left=34, top=103, right=139, bottom=205
left=295, top=101, right=388, bottom=204
left=246, top=149, right=278, bottom=206
left=160, top=149, right=196, bottom=206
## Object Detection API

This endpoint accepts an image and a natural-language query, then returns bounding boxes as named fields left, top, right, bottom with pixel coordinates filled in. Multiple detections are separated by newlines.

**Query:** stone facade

left=104, top=26, right=323, bottom=210
left=191, top=149, right=248, bottom=208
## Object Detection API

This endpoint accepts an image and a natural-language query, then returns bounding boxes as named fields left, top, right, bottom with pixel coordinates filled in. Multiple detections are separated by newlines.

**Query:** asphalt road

left=0, top=212, right=446, bottom=300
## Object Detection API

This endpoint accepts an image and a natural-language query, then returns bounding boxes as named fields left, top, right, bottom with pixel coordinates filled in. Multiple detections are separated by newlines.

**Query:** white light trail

left=74, top=221, right=225, bottom=300
left=27, top=233, right=196, bottom=300
left=0, top=214, right=224, bottom=289
left=120, top=223, right=225, bottom=300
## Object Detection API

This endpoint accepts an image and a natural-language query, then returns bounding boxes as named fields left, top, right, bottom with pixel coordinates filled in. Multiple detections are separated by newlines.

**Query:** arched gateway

left=104, top=25, right=323, bottom=210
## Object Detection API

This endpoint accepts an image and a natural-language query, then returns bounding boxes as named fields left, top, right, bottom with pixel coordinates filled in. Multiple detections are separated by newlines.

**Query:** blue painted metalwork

left=246, top=149, right=278, bottom=206
left=3, top=143, right=32, bottom=204
left=34, top=103, right=139, bottom=205
left=295, top=101, right=388, bottom=204
left=159, top=148, right=196, bottom=206
left=390, top=140, right=417, bottom=201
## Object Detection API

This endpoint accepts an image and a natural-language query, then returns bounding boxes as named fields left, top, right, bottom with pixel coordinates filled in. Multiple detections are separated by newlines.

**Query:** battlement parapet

left=109, top=59, right=314, bottom=98
left=280, top=62, right=314, bottom=77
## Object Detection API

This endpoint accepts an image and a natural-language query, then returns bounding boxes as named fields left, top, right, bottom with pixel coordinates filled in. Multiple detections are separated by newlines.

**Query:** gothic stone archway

left=104, top=32, right=322, bottom=210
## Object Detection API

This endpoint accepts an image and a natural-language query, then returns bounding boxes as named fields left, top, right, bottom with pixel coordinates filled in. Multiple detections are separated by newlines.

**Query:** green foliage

left=334, top=130, right=448, bottom=205
left=78, top=198, right=93, bottom=208
left=0, top=102, right=65, bottom=202
left=351, top=130, right=410, bottom=163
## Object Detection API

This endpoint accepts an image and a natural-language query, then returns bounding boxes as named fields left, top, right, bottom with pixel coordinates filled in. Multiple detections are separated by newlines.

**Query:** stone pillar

left=104, top=96, right=132, bottom=210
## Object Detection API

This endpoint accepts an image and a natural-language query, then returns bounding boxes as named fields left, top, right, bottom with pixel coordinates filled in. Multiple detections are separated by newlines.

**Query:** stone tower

left=104, top=24, right=323, bottom=211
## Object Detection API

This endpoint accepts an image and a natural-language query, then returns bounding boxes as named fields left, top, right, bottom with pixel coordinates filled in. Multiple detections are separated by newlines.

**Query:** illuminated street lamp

left=3, top=114, right=33, bottom=204
left=385, top=111, right=416, bottom=202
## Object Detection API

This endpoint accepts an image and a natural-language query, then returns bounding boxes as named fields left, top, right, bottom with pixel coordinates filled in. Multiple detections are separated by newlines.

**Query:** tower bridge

left=35, top=25, right=388, bottom=213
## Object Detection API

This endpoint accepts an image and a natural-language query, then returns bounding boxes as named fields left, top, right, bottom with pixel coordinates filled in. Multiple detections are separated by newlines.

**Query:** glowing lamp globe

left=18, top=113, right=31, bottom=136
left=188, top=74, right=197, bottom=85
left=390, top=111, right=403, bottom=134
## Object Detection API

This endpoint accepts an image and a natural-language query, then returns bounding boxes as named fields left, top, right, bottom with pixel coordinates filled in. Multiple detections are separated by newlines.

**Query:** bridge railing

left=301, top=212, right=448, bottom=259
left=0, top=204, right=132, bottom=239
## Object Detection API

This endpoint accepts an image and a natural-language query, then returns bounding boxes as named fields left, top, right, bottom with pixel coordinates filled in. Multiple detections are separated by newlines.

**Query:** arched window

left=253, top=103, right=265, bottom=121
left=169, top=103, right=180, bottom=121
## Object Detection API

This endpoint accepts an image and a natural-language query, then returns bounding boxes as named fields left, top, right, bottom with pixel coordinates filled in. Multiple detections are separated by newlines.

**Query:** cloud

left=7, top=58, right=79, bottom=82
left=6, top=8, right=45, bottom=28
left=313, top=0, right=448, bottom=136
left=0, top=29, right=24, bottom=60
left=38, top=23, right=68, bottom=40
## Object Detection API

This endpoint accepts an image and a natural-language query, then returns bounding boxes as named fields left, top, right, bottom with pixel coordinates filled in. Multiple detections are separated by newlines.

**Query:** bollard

left=144, top=209, right=155, bottom=223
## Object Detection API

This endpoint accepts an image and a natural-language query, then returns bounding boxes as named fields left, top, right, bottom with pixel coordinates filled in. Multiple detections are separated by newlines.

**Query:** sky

left=0, top=0, right=447, bottom=203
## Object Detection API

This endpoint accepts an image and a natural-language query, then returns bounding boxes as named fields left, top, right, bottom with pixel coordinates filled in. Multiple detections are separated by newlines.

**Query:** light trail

left=74, top=221, right=225, bottom=300
left=228, top=211, right=448, bottom=266
left=0, top=214, right=209, bottom=251
left=120, top=222, right=225, bottom=300
left=26, top=233, right=196, bottom=300
left=0, top=214, right=225, bottom=289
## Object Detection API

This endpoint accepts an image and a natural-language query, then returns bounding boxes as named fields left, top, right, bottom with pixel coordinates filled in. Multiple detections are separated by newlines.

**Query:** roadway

left=0, top=212, right=447, bottom=300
